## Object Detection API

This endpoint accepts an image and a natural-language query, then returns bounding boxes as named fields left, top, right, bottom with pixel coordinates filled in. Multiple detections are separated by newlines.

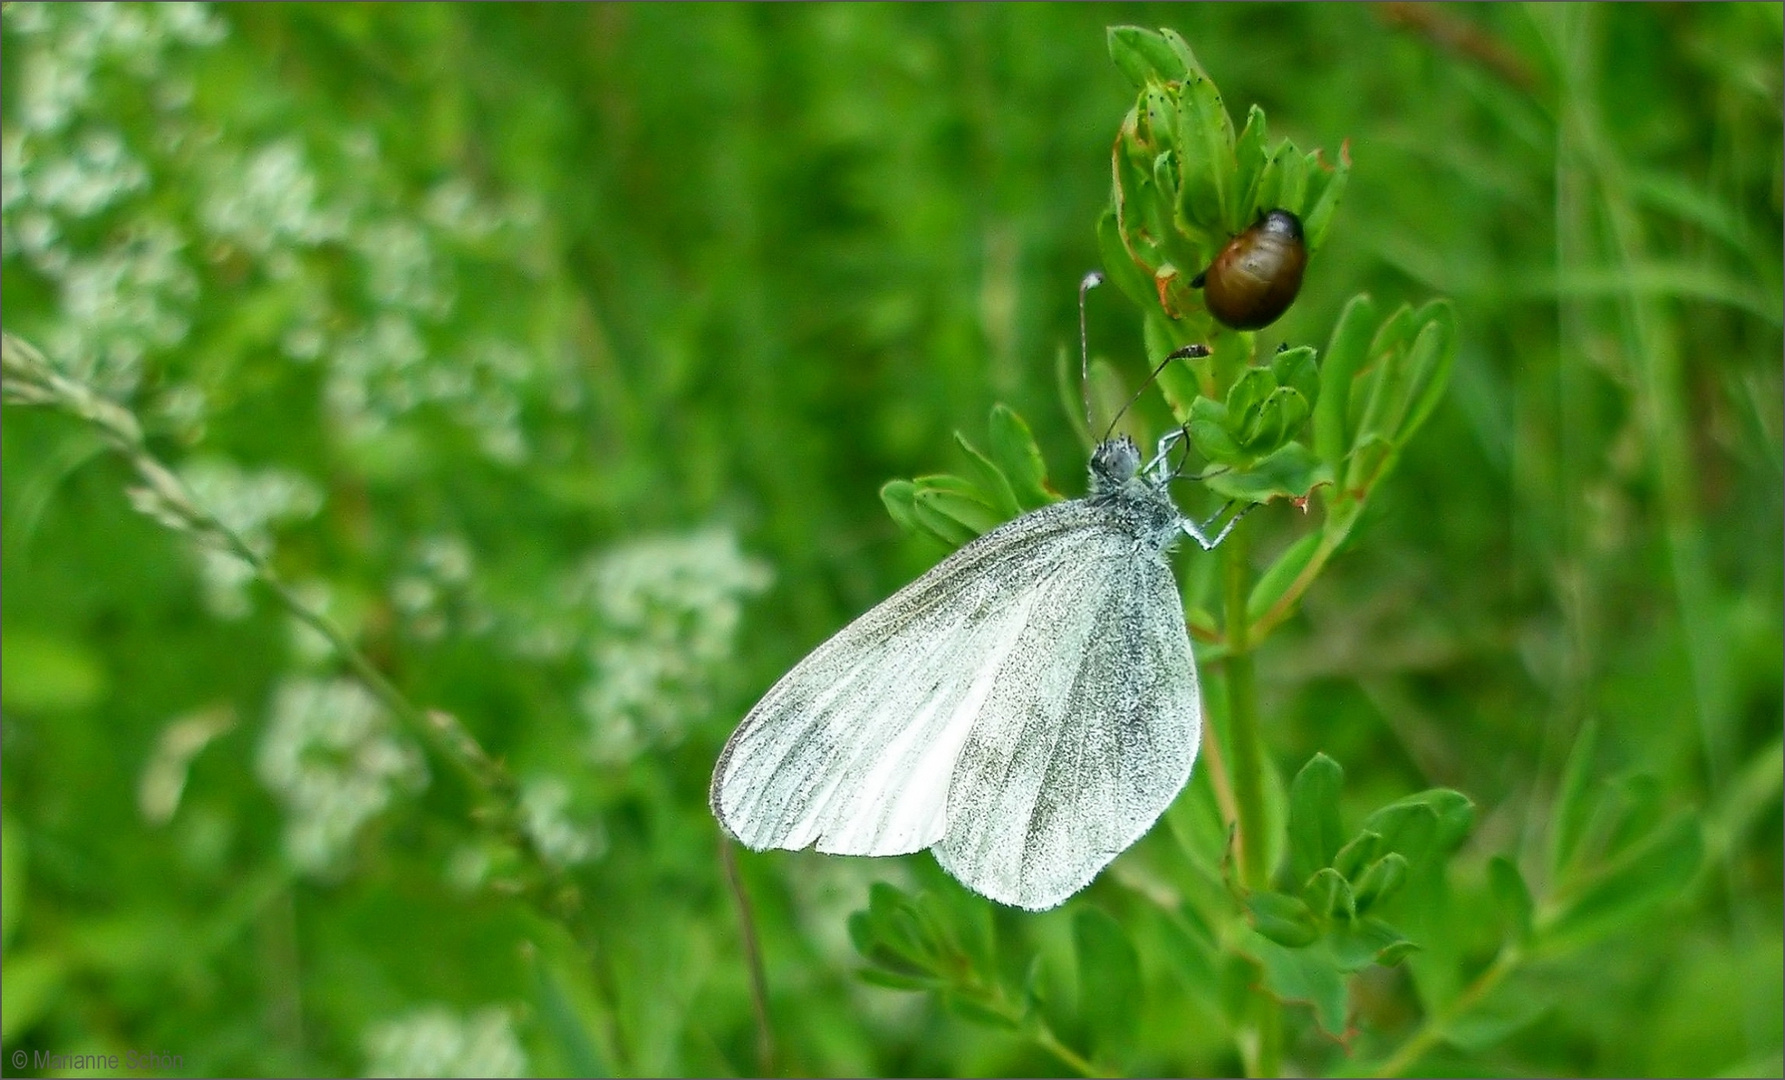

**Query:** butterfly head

left=1089, top=436, right=1142, bottom=492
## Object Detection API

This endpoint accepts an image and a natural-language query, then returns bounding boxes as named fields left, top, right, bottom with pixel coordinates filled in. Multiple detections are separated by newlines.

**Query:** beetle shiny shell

left=1191, top=209, right=1307, bottom=331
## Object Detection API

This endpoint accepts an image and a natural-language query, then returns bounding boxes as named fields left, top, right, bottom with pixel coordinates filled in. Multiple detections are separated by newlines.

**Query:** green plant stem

left=1222, top=521, right=1270, bottom=891
left=957, top=977, right=1114, bottom=1078
left=719, top=837, right=776, bottom=1076
left=1247, top=499, right=1359, bottom=643
left=1221, top=520, right=1283, bottom=1079
left=1031, top=1024, right=1117, bottom=1080
left=1371, top=946, right=1522, bottom=1078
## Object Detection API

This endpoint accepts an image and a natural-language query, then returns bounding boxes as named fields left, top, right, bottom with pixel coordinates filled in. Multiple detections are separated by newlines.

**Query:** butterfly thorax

left=1087, top=437, right=1184, bottom=552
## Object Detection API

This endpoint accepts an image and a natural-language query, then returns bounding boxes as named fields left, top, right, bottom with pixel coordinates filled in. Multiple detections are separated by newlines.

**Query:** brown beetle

left=1191, top=209, right=1307, bottom=331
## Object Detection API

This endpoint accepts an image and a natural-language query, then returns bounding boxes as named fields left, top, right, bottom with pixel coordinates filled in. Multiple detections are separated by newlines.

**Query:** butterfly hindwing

left=933, top=546, right=1200, bottom=910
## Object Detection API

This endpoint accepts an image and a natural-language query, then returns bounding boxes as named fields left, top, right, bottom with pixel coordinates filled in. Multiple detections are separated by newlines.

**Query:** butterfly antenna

left=1078, top=271, right=1103, bottom=433
left=1100, top=343, right=1211, bottom=444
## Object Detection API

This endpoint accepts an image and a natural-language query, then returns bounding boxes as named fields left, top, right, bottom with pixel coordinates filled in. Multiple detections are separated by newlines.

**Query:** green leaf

left=1273, top=140, right=1309, bottom=218
left=1487, top=856, right=1535, bottom=945
left=1250, top=146, right=1284, bottom=221
left=1314, top=294, right=1377, bottom=470
left=1364, top=300, right=1422, bottom=370
left=1302, top=867, right=1356, bottom=923
left=1247, top=531, right=1321, bottom=623
left=1288, top=752, right=1345, bottom=883
left=1301, top=143, right=1351, bottom=251
left=1240, top=387, right=1311, bottom=453
left=1232, top=105, right=1270, bottom=229
left=1152, top=153, right=1186, bottom=245
left=911, top=477, right=1000, bottom=545
left=1156, top=28, right=1208, bottom=81
left=1098, top=209, right=1158, bottom=311
left=1248, top=891, right=1320, bottom=948
left=1395, top=300, right=1458, bottom=444
left=1326, top=915, right=1409, bottom=972
left=1173, top=66, right=1236, bottom=235
left=1352, top=853, right=1410, bottom=912
left=1270, top=345, right=1320, bottom=405
left=1226, top=366, right=1277, bottom=428
left=1107, top=26, right=1190, bottom=88
left=1201, top=442, right=1332, bottom=504
left=855, top=883, right=936, bottom=974
left=880, top=479, right=920, bottom=535
left=1362, top=789, right=1473, bottom=870
left=1251, top=935, right=1349, bottom=1035
left=1545, top=811, right=1704, bottom=948
left=1075, top=907, right=1143, bottom=1058
left=953, top=432, right=1021, bottom=518
left=1548, top=718, right=1600, bottom=879
left=986, top=405, right=1055, bottom=510
left=1333, top=829, right=1384, bottom=880
left=1188, top=397, right=1243, bottom=465
left=1343, top=305, right=1424, bottom=491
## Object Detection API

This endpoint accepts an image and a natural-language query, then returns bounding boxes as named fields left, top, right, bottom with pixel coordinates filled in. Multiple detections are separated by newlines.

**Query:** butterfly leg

left=1180, top=501, right=1255, bottom=550
left=1145, top=426, right=1190, bottom=481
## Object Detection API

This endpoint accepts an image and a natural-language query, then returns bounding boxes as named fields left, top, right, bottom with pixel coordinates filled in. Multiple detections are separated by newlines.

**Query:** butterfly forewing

left=711, top=500, right=1104, bottom=857
left=712, top=495, right=1202, bottom=910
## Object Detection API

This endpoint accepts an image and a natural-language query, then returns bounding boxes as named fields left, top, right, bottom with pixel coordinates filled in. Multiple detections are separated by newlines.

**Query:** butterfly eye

left=1091, top=437, right=1141, bottom=483
left=1193, top=208, right=1307, bottom=331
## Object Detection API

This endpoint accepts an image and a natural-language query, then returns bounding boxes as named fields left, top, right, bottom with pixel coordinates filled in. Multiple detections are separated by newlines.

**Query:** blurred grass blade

left=1548, top=718, right=1600, bottom=880
left=1544, top=812, right=1703, bottom=949
left=1487, top=856, right=1535, bottom=945
left=1075, top=907, right=1143, bottom=1061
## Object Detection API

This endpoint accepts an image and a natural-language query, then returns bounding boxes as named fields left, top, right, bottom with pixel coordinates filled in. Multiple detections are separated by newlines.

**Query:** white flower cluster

left=2, top=1, right=555, bottom=465
left=176, top=458, right=324, bottom=619
left=199, top=139, right=346, bottom=258
left=2, top=3, right=219, bottom=395
left=389, top=532, right=494, bottom=642
left=255, top=677, right=428, bottom=877
left=519, top=776, right=605, bottom=867
left=575, top=527, right=773, bottom=763
left=362, top=1005, right=526, bottom=1079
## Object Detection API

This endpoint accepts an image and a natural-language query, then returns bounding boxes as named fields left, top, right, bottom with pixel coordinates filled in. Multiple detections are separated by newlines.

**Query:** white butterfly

left=712, top=273, right=1244, bottom=910
left=712, top=421, right=1249, bottom=910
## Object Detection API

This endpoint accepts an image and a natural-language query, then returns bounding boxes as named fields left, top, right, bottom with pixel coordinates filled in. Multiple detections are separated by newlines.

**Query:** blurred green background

left=2, top=3, right=1780, bottom=1077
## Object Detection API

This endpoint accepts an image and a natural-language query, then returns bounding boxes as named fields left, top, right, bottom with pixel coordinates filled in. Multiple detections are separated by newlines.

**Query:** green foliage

left=2, top=4, right=1780, bottom=1079
left=881, top=405, right=1060, bottom=547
